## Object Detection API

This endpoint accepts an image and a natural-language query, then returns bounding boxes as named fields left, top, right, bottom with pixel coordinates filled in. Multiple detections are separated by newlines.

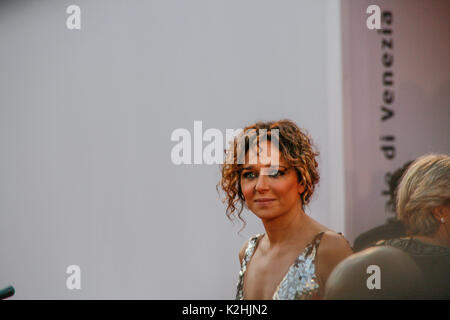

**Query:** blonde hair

left=396, top=154, right=450, bottom=236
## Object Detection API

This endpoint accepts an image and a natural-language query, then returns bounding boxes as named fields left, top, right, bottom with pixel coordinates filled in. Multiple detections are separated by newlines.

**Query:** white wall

left=0, top=0, right=345, bottom=298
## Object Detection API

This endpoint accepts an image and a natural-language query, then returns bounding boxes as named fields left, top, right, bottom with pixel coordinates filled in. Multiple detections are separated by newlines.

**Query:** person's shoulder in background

left=353, top=219, right=406, bottom=252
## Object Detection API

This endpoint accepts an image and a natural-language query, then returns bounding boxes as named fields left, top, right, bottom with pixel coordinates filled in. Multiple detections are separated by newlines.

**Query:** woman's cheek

left=240, top=182, right=250, bottom=202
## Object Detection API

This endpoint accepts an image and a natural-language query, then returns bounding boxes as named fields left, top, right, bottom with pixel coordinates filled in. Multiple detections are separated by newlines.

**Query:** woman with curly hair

left=219, top=119, right=352, bottom=300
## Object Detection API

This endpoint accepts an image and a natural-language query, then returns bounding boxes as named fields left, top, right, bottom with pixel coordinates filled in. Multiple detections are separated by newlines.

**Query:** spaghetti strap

left=305, top=231, right=325, bottom=256
left=236, top=233, right=263, bottom=300
left=313, top=231, right=326, bottom=244
left=241, top=234, right=263, bottom=266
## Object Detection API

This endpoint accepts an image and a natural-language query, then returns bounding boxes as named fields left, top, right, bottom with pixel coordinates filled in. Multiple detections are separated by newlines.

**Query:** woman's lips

left=254, top=199, right=276, bottom=204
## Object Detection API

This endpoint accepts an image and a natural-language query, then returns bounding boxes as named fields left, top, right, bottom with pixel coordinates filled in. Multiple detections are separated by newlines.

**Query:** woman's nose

left=255, top=173, right=269, bottom=192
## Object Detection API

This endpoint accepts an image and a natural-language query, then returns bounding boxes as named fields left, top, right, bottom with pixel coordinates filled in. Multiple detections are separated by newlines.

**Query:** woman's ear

left=297, top=181, right=305, bottom=195
left=432, top=205, right=450, bottom=223
left=296, top=168, right=305, bottom=196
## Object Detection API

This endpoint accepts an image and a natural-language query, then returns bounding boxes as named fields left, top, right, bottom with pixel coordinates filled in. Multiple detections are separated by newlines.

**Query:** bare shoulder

left=319, top=231, right=353, bottom=257
left=316, top=231, right=354, bottom=286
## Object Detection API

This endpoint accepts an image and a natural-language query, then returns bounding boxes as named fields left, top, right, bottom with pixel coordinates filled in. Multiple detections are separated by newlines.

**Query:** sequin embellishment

left=236, top=232, right=324, bottom=300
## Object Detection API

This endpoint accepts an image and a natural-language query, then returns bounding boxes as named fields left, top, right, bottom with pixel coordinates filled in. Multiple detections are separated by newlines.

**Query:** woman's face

left=240, top=141, right=305, bottom=221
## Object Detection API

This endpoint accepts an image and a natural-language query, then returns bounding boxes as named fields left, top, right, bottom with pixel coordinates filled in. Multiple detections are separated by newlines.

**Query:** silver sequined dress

left=236, top=232, right=326, bottom=300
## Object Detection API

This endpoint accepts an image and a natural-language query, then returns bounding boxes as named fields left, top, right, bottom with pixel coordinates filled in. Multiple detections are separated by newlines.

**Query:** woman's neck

left=411, top=231, right=450, bottom=248
left=261, top=207, right=311, bottom=248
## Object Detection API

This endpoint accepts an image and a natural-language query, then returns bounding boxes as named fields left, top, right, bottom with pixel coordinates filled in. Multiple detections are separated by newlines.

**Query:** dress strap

left=305, top=231, right=325, bottom=256
left=236, top=233, right=264, bottom=300
left=313, top=231, right=326, bottom=245
left=241, top=233, right=264, bottom=267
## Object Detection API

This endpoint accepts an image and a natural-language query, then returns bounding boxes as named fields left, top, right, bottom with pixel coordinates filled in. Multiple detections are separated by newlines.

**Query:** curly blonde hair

left=218, top=119, right=319, bottom=228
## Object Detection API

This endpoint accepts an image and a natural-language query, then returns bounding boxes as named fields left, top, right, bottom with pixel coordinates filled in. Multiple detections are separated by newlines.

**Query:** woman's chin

left=250, top=208, right=282, bottom=220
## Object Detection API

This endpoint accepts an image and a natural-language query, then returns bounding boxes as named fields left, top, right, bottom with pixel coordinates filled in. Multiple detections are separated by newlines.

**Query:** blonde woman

left=376, top=154, right=450, bottom=299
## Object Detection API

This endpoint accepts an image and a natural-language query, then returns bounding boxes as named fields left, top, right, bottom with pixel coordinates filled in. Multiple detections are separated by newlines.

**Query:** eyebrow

left=242, top=165, right=288, bottom=170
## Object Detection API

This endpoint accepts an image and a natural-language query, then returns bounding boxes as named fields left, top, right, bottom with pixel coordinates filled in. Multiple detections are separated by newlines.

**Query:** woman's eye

left=243, top=172, right=257, bottom=179
left=242, top=169, right=285, bottom=178
left=269, top=170, right=283, bottom=177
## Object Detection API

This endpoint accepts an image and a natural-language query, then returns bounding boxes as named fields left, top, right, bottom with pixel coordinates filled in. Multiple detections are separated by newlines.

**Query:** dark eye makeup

left=241, top=167, right=287, bottom=179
